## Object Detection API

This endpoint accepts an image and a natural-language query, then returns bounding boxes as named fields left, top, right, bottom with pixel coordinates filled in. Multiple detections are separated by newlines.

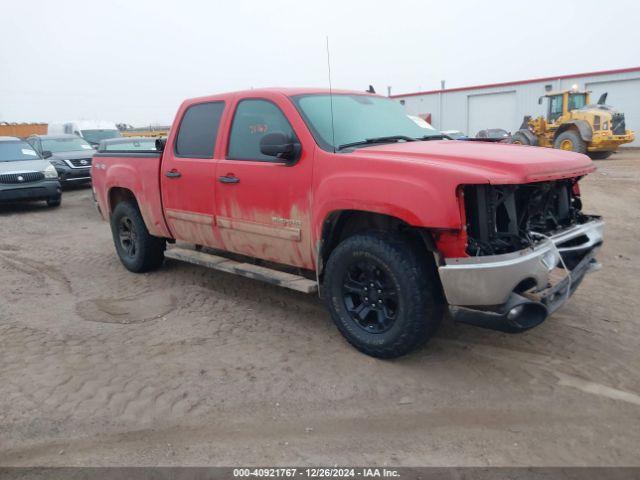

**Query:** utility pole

left=439, top=80, right=446, bottom=130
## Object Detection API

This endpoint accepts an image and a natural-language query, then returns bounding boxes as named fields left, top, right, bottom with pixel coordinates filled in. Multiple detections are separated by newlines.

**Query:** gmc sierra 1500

left=92, top=88, right=603, bottom=358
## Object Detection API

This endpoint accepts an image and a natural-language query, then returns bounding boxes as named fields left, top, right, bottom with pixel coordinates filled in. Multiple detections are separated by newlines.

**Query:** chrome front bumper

left=438, top=218, right=604, bottom=307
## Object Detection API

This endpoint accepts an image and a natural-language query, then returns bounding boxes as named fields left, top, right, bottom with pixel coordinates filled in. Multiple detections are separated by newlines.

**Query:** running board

left=164, top=247, right=318, bottom=294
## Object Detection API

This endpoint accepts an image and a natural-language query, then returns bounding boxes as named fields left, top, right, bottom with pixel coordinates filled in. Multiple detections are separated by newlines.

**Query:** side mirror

left=155, top=138, right=166, bottom=152
left=42, top=150, right=53, bottom=159
left=259, top=132, right=300, bottom=163
left=538, top=96, right=543, bottom=105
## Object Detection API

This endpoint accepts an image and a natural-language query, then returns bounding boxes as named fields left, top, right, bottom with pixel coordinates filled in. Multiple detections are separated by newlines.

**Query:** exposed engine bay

left=463, top=179, right=591, bottom=257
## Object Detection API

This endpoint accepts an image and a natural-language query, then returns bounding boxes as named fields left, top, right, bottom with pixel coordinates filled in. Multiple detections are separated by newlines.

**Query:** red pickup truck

left=92, top=88, right=603, bottom=358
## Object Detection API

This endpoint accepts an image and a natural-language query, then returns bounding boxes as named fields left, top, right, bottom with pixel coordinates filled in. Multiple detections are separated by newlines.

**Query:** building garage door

left=467, top=91, right=517, bottom=137
left=587, top=78, right=640, bottom=146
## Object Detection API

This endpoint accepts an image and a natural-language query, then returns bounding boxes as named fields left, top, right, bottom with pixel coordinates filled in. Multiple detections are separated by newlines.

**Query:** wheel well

left=318, top=210, right=437, bottom=278
left=554, top=121, right=592, bottom=142
left=108, top=187, right=137, bottom=217
left=554, top=124, right=579, bottom=139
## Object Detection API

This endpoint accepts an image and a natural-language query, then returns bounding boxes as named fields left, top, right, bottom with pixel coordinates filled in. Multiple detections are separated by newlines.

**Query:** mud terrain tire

left=110, top=201, right=165, bottom=273
left=324, top=233, right=443, bottom=358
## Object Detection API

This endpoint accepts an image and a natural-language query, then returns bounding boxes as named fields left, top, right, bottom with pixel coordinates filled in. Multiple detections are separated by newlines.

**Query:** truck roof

left=184, top=87, right=377, bottom=104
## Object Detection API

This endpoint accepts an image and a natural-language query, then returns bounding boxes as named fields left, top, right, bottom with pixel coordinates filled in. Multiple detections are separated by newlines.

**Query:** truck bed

left=91, top=151, right=172, bottom=238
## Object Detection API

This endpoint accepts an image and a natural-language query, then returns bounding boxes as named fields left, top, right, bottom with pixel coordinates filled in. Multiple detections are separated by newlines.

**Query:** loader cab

left=568, top=92, right=587, bottom=111
left=543, top=90, right=590, bottom=124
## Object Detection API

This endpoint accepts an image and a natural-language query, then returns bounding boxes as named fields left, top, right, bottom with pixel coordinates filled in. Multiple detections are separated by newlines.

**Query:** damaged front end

left=438, top=179, right=603, bottom=333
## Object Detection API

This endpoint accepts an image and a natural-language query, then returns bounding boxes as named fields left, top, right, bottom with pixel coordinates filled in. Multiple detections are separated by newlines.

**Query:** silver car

left=0, top=136, right=62, bottom=207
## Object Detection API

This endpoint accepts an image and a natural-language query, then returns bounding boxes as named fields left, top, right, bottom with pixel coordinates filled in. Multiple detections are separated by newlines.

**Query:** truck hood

left=0, top=159, right=50, bottom=173
left=350, top=140, right=595, bottom=184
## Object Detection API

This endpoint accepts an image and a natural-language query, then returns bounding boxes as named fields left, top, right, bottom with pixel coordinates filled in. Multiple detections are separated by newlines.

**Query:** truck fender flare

left=555, top=120, right=593, bottom=142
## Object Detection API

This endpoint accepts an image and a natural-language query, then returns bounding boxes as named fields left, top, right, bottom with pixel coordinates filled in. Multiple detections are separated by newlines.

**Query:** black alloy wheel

left=110, top=201, right=165, bottom=273
left=342, top=259, right=398, bottom=333
left=118, top=216, right=138, bottom=258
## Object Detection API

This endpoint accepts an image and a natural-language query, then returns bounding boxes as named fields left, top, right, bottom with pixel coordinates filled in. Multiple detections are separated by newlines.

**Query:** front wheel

left=554, top=130, right=587, bottom=154
left=110, top=201, right=166, bottom=273
left=323, top=233, right=443, bottom=358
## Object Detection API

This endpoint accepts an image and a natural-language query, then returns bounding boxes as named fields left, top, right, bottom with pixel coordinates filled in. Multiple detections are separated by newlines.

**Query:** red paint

left=434, top=230, right=468, bottom=259
left=91, top=88, right=596, bottom=267
left=390, top=66, right=640, bottom=98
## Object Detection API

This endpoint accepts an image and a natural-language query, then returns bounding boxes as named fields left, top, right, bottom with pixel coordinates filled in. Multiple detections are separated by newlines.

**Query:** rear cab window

left=175, top=102, right=225, bottom=158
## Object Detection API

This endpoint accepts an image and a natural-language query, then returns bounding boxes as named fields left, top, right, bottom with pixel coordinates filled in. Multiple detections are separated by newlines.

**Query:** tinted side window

left=175, top=101, right=225, bottom=158
left=228, top=99, right=296, bottom=161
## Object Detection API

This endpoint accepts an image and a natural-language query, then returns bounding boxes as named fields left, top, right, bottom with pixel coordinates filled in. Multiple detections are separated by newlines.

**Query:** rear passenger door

left=160, top=101, right=226, bottom=248
left=214, top=96, right=314, bottom=269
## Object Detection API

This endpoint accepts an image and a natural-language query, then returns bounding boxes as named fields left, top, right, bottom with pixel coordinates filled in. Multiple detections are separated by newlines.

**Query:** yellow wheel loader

left=511, top=89, right=634, bottom=159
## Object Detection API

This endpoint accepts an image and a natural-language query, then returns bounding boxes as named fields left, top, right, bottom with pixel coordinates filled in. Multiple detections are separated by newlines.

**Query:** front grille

left=0, top=171, right=45, bottom=184
left=68, top=158, right=92, bottom=168
left=464, top=180, right=584, bottom=256
left=612, top=113, right=626, bottom=135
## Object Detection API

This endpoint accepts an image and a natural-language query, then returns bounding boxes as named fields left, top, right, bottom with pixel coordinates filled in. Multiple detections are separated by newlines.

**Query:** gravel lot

left=1, top=151, right=639, bottom=466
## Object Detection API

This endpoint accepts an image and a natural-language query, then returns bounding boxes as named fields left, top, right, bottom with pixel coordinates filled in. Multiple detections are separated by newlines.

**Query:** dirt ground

left=1, top=150, right=639, bottom=467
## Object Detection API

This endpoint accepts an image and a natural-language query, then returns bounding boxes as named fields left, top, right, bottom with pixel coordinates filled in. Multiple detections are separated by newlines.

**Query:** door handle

left=219, top=175, right=240, bottom=184
left=165, top=169, right=181, bottom=178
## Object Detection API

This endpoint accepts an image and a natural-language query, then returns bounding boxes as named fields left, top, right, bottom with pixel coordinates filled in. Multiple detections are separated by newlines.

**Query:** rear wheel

left=554, top=130, right=587, bottom=154
left=510, top=131, right=531, bottom=145
left=110, top=201, right=166, bottom=273
left=323, top=233, right=443, bottom=358
left=588, top=151, right=613, bottom=160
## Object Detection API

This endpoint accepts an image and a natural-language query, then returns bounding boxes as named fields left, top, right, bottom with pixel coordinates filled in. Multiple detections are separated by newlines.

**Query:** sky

left=1, top=0, right=639, bottom=126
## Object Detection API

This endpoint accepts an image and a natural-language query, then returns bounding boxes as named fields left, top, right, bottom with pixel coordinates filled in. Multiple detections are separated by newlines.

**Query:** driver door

left=214, top=96, right=314, bottom=269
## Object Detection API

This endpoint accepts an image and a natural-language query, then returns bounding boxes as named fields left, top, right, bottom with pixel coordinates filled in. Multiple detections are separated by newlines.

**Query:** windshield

left=81, top=129, right=121, bottom=144
left=568, top=93, right=587, bottom=111
left=292, top=94, right=443, bottom=151
left=0, top=141, right=41, bottom=162
left=102, top=139, right=157, bottom=151
left=42, top=137, right=93, bottom=153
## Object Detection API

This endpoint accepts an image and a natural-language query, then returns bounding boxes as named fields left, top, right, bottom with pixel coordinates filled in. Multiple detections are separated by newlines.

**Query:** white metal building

left=391, top=66, right=640, bottom=146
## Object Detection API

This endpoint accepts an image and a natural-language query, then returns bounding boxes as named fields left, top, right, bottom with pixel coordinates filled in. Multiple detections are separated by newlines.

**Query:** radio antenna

left=326, top=36, right=336, bottom=153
